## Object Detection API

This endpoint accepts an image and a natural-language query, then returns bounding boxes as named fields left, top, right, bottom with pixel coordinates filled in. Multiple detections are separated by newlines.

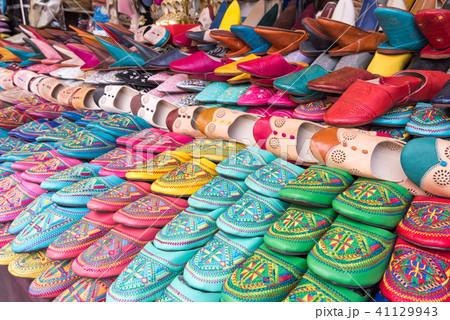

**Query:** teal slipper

left=0, top=142, right=56, bottom=162
left=222, top=244, right=308, bottom=302
left=153, top=207, right=224, bottom=251
left=279, top=165, right=354, bottom=207
left=40, top=163, right=103, bottom=191
left=57, top=130, right=117, bottom=159
left=245, top=158, right=304, bottom=198
left=106, top=242, right=198, bottom=302
left=217, top=190, right=290, bottom=237
left=188, top=176, right=248, bottom=210
left=52, top=176, right=125, bottom=207
left=264, top=204, right=337, bottom=255
left=216, top=146, right=277, bottom=180
left=35, top=122, right=83, bottom=142
left=156, top=275, right=222, bottom=302
left=217, top=84, right=251, bottom=105
left=0, top=161, right=15, bottom=179
left=95, top=114, right=152, bottom=138
left=195, top=82, right=230, bottom=103
left=183, top=231, right=263, bottom=292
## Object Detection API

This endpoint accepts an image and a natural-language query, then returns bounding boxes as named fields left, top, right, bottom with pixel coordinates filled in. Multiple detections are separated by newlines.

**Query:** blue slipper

left=372, top=105, right=414, bottom=127
left=57, top=130, right=117, bottom=159
left=40, top=163, right=103, bottom=191
left=35, top=122, right=83, bottom=142
left=0, top=142, right=56, bottom=162
left=156, top=275, right=222, bottom=302
left=94, top=114, right=152, bottom=138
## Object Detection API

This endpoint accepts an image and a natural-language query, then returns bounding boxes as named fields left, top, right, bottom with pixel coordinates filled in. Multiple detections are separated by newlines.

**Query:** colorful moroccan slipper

left=216, top=190, right=290, bottom=237
left=153, top=207, right=225, bottom=251
left=0, top=173, right=23, bottom=196
left=264, top=204, right=337, bottom=255
left=175, top=139, right=246, bottom=163
left=29, top=260, right=81, bottom=298
left=245, top=158, right=304, bottom=198
left=21, top=155, right=83, bottom=184
left=279, top=166, right=354, bottom=207
left=0, top=142, right=56, bottom=162
left=222, top=244, right=308, bottom=302
left=98, top=151, right=154, bottom=179
left=284, top=270, right=370, bottom=302
left=57, top=130, right=117, bottom=159
left=95, top=114, right=151, bottom=138
left=116, top=128, right=166, bottom=147
left=113, top=192, right=188, bottom=228
left=52, top=176, right=125, bottom=207
left=90, top=146, right=132, bottom=166
left=156, top=275, right=222, bottom=302
left=332, top=178, right=413, bottom=229
left=11, top=204, right=89, bottom=253
left=215, top=146, right=277, bottom=180
left=188, top=176, right=248, bottom=210
left=151, top=158, right=218, bottom=197
left=40, top=163, right=102, bottom=191
left=87, top=181, right=152, bottom=212
left=372, top=105, right=414, bottom=127
left=0, top=242, right=19, bottom=265
left=405, top=103, right=450, bottom=137
left=307, top=215, right=396, bottom=288
left=396, top=196, right=450, bottom=250
left=47, top=211, right=117, bottom=260
left=10, top=149, right=63, bottom=171
left=183, top=231, right=263, bottom=292
left=8, top=250, right=53, bottom=278
left=379, top=238, right=450, bottom=302
left=53, top=278, right=115, bottom=302
left=72, top=225, right=159, bottom=278
left=0, top=221, right=14, bottom=248
left=106, top=243, right=198, bottom=302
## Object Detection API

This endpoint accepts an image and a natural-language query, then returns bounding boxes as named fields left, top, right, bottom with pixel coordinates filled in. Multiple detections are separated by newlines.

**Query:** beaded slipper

left=405, top=103, right=450, bottom=137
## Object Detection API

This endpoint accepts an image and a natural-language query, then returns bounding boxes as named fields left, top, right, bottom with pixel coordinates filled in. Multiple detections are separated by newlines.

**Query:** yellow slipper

left=0, top=242, right=19, bottom=266
left=215, top=54, right=260, bottom=77
left=228, top=73, right=251, bottom=84
left=175, top=139, right=246, bottom=162
left=367, top=51, right=413, bottom=77
left=8, top=250, right=54, bottom=278
left=219, top=0, right=241, bottom=31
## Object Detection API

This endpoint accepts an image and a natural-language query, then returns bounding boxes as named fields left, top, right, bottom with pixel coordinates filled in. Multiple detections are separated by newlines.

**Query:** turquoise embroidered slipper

left=95, top=114, right=152, bottom=138
left=215, top=146, right=277, bottom=180
left=405, top=103, right=450, bottom=137
left=52, top=176, right=125, bottom=207
left=107, top=243, right=199, bottom=302
left=153, top=207, right=225, bottom=251
left=184, top=231, right=263, bottom=292
left=217, top=190, right=290, bottom=237
left=11, top=204, right=89, bottom=253
left=279, top=166, right=354, bottom=207
left=222, top=244, right=308, bottom=302
left=47, top=211, right=117, bottom=260
left=13, top=120, right=61, bottom=141
left=307, top=215, right=396, bottom=288
left=156, top=275, right=222, bottom=302
left=40, top=163, right=102, bottom=191
left=0, top=137, right=25, bottom=155
left=195, top=82, right=230, bottom=103
left=8, top=193, right=54, bottom=234
left=54, top=278, right=115, bottom=302
left=87, top=181, right=152, bottom=213
left=188, top=176, right=248, bottom=210
left=29, top=260, right=81, bottom=298
left=332, top=178, right=413, bottom=229
left=216, top=84, right=251, bottom=105
left=0, top=142, right=55, bottom=162
left=264, top=205, right=337, bottom=255
left=57, top=130, right=117, bottom=159
left=35, top=122, right=83, bottom=142
left=284, top=270, right=370, bottom=302
left=372, top=105, right=414, bottom=127
left=245, top=158, right=304, bottom=198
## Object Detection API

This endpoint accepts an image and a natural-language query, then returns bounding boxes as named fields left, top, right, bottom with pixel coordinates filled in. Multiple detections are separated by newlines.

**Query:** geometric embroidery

left=53, top=278, right=115, bottom=302
left=0, top=221, right=14, bottom=248
left=9, top=193, right=54, bottom=234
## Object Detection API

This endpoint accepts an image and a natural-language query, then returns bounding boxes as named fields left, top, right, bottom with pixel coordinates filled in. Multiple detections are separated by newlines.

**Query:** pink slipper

left=156, top=74, right=188, bottom=94
left=237, top=85, right=277, bottom=106
left=90, top=147, right=133, bottom=167
left=115, top=128, right=167, bottom=147
left=267, top=91, right=297, bottom=108
left=133, top=132, right=194, bottom=153
left=98, top=151, right=155, bottom=179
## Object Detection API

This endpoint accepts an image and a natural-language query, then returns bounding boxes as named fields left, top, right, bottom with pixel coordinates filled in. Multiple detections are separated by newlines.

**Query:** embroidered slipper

left=0, top=142, right=55, bottom=163
left=95, top=114, right=152, bottom=138
left=98, top=152, right=154, bottom=179
left=156, top=74, right=189, bottom=93
left=75, top=111, right=111, bottom=127
left=113, top=192, right=188, bottom=228
left=215, top=146, right=277, bottom=180
left=29, top=260, right=81, bottom=298
left=332, top=178, right=413, bottom=229
left=0, top=181, right=47, bottom=223
left=0, top=136, right=26, bottom=155
left=222, top=244, right=308, bottom=302
left=47, top=211, right=117, bottom=260
left=52, top=176, right=125, bottom=207
left=372, top=105, right=414, bottom=127
left=0, top=221, right=14, bottom=248
left=195, top=81, right=230, bottom=103
left=21, top=156, right=83, bottom=184
left=264, top=204, right=337, bottom=255
left=8, top=193, right=54, bottom=234
left=13, top=121, right=61, bottom=142
left=40, top=163, right=102, bottom=191
left=157, top=275, right=222, bottom=302
left=133, top=132, right=194, bottom=154
left=53, top=278, right=115, bottom=302
left=293, top=100, right=333, bottom=122
left=36, top=123, right=83, bottom=143
left=284, top=269, right=370, bottom=302
left=0, top=162, right=15, bottom=179
left=8, top=250, right=54, bottom=278
left=380, top=238, right=450, bottom=302
left=175, top=138, right=246, bottom=163
left=125, top=151, right=192, bottom=181
left=0, top=242, right=19, bottom=265
left=188, top=176, right=248, bottom=210
left=245, top=158, right=304, bottom=198
left=183, top=231, right=263, bottom=292
left=279, top=166, right=354, bottom=207
left=396, top=196, right=450, bottom=250
left=310, top=127, right=407, bottom=182
left=106, top=242, right=198, bottom=302
left=405, top=103, right=450, bottom=137
left=217, top=84, right=251, bottom=105
left=11, top=150, right=65, bottom=172
left=57, top=130, right=117, bottom=159
left=116, top=128, right=166, bottom=147
left=151, top=158, right=218, bottom=197
left=87, top=181, right=152, bottom=213
left=0, top=173, right=23, bottom=197
left=153, top=207, right=225, bottom=251
left=90, top=146, right=132, bottom=166
left=217, top=190, right=290, bottom=237
left=371, top=127, right=411, bottom=142
left=253, top=117, right=326, bottom=166
left=72, top=225, right=159, bottom=278
left=307, top=215, right=396, bottom=288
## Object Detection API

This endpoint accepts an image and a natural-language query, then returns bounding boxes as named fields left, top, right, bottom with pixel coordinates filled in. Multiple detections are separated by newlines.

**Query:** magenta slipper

left=237, top=85, right=277, bottom=106
left=133, top=132, right=194, bottom=153
left=11, top=150, right=62, bottom=172
left=267, top=91, right=298, bottom=107
left=0, top=221, right=14, bottom=248
left=98, top=152, right=155, bottom=179
left=89, top=147, right=132, bottom=166
left=170, top=51, right=233, bottom=74
left=21, top=156, right=83, bottom=184
left=115, top=128, right=166, bottom=147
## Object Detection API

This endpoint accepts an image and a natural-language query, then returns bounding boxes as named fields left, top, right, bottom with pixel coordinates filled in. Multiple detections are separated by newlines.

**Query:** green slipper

left=332, top=178, right=413, bottom=229
left=222, top=244, right=308, bottom=302
left=195, top=82, right=230, bottom=103
left=279, top=165, right=354, bottom=207
left=307, top=215, right=396, bottom=288
left=264, top=204, right=337, bottom=255
left=215, top=146, right=277, bottom=180
left=284, top=270, right=370, bottom=302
